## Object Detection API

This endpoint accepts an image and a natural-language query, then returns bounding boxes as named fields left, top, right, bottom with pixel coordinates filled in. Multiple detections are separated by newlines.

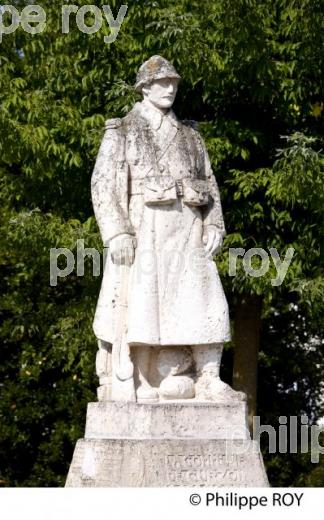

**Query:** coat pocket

left=182, top=179, right=209, bottom=206
left=144, top=176, right=177, bottom=205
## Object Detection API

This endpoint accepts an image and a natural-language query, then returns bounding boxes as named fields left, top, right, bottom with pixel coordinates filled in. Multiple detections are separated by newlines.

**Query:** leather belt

left=129, top=177, right=189, bottom=196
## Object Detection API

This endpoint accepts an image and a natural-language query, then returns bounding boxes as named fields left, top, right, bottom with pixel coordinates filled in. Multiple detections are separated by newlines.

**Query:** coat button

left=159, top=164, right=165, bottom=172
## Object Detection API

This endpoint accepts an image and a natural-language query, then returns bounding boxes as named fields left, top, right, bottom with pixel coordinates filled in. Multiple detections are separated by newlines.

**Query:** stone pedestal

left=66, top=402, right=269, bottom=487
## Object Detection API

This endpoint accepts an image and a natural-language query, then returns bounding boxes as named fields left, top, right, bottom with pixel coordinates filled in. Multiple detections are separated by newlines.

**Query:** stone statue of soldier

left=66, top=56, right=268, bottom=490
left=91, top=56, right=245, bottom=404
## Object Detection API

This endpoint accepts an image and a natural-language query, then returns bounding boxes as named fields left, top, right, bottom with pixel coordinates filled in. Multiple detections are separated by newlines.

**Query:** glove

left=202, top=225, right=223, bottom=256
left=109, top=234, right=137, bottom=266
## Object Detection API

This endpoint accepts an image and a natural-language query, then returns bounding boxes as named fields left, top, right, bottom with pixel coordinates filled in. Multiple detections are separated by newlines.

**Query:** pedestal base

left=66, top=402, right=269, bottom=487
left=84, top=401, right=250, bottom=439
left=66, top=438, right=268, bottom=487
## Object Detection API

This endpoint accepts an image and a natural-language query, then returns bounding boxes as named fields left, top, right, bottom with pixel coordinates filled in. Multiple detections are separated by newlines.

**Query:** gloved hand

left=109, top=233, right=137, bottom=265
left=202, top=225, right=223, bottom=256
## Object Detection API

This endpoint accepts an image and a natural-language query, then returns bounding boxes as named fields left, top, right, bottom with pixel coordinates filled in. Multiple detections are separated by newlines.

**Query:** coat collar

left=135, top=100, right=180, bottom=130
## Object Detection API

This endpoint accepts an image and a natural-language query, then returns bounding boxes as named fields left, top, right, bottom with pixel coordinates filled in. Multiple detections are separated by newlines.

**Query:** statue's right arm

left=91, top=120, right=134, bottom=248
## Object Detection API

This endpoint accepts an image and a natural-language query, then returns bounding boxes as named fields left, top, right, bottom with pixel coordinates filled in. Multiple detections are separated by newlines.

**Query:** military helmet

left=134, top=55, right=181, bottom=93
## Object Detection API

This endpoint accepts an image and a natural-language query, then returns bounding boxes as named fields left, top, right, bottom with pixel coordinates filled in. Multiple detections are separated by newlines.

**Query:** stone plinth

left=66, top=401, right=269, bottom=487
left=66, top=438, right=268, bottom=487
left=84, top=401, right=250, bottom=440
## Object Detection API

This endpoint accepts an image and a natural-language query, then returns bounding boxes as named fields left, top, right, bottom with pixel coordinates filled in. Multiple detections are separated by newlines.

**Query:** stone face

left=66, top=438, right=268, bottom=487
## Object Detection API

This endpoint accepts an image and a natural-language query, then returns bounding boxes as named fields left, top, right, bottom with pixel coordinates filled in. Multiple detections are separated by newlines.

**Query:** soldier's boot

left=96, top=340, right=112, bottom=401
left=134, top=345, right=159, bottom=403
left=193, top=344, right=246, bottom=402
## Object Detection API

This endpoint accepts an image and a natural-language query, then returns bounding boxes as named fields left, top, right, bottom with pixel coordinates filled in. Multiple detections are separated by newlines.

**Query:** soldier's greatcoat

left=91, top=100, right=231, bottom=346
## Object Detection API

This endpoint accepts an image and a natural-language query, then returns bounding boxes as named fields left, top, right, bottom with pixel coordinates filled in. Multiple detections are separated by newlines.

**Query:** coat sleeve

left=200, top=137, right=226, bottom=237
left=91, top=120, right=134, bottom=246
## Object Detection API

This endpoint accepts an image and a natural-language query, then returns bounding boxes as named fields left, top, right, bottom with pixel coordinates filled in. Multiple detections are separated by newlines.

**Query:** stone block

left=84, top=401, right=250, bottom=440
left=66, top=401, right=268, bottom=487
left=66, top=438, right=268, bottom=487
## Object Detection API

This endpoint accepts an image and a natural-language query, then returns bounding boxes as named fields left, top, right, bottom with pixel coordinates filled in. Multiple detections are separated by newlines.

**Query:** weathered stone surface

left=66, top=401, right=268, bottom=487
left=158, top=375, right=195, bottom=400
left=134, top=55, right=181, bottom=92
left=90, top=56, right=247, bottom=403
left=65, top=57, right=269, bottom=488
left=66, top=438, right=268, bottom=487
left=84, top=401, right=250, bottom=440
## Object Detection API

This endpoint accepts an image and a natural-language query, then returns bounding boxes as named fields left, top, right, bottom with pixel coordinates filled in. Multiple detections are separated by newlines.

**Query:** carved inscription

left=66, top=440, right=267, bottom=487
left=165, top=452, right=246, bottom=486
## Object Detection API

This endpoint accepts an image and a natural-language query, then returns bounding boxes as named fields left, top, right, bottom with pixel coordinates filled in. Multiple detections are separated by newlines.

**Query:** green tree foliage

left=0, top=0, right=323, bottom=486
